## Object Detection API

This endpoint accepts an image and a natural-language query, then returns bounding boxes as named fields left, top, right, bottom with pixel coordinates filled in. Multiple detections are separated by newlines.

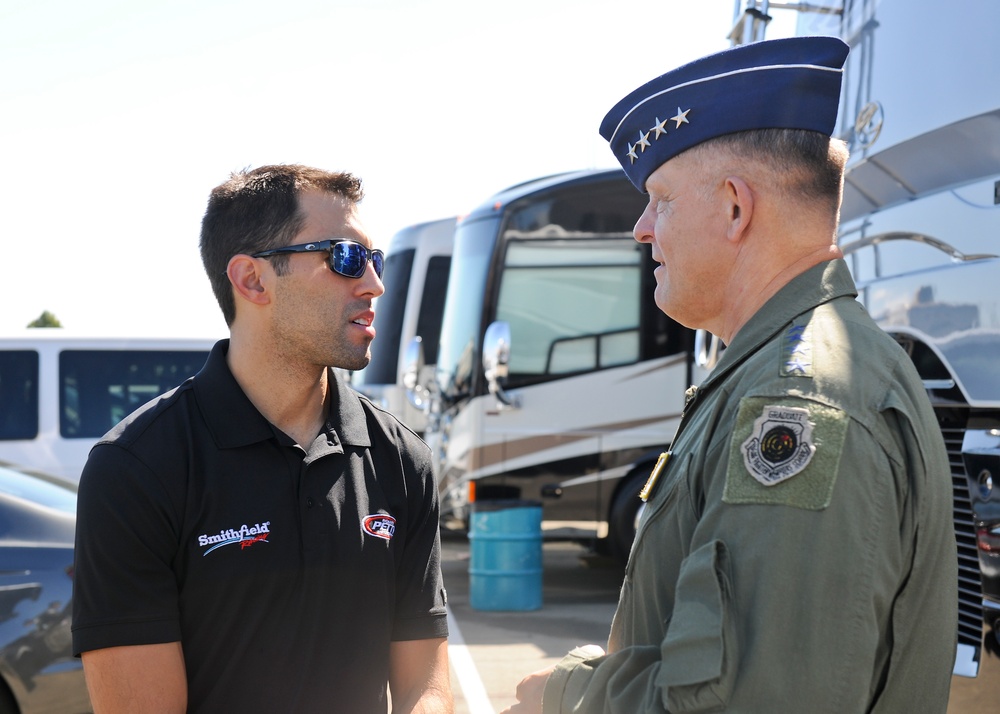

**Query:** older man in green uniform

left=503, top=36, right=958, bottom=713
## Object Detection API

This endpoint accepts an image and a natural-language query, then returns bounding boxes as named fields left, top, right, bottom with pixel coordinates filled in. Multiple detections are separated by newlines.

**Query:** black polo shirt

left=72, top=340, right=448, bottom=713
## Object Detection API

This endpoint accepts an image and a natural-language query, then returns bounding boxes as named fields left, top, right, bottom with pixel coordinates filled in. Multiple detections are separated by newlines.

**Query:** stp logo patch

left=363, top=514, right=396, bottom=541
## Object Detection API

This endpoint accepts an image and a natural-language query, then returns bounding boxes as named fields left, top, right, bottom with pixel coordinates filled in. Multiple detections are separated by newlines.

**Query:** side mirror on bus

left=483, top=321, right=520, bottom=409
left=403, top=336, right=430, bottom=410
left=694, top=329, right=722, bottom=370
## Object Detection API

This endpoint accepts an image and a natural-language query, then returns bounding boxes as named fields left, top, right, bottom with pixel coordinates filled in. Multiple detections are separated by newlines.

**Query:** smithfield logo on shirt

left=363, top=514, right=396, bottom=541
left=197, top=522, right=271, bottom=556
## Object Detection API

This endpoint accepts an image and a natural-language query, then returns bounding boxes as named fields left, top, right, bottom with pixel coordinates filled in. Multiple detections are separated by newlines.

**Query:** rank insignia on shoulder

left=741, top=404, right=816, bottom=486
left=781, top=323, right=813, bottom=377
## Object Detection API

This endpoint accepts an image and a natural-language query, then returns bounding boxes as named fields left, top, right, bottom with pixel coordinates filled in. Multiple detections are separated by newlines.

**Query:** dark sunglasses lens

left=331, top=242, right=383, bottom=279
left=332, top=242, right=365, bottom=277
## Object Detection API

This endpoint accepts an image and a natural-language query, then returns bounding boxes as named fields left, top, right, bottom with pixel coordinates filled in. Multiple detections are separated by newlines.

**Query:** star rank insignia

left=781, top=323, right=813, bottom=377
left=622, top=108, right=692, bottom=165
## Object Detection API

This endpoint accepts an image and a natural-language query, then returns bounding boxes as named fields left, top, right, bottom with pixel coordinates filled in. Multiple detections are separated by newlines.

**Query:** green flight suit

left=544, top=259, right=958, bottom=712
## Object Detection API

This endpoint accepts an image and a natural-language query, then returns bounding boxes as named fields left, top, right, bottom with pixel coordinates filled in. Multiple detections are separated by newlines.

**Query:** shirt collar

left=327, top=366, right=372, bottom=448
left=193, top=339, right=371, bottom=449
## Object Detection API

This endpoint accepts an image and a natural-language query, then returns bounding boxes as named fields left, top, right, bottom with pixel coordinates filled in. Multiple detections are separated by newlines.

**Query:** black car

left=0, top=462, right=90, bottom=713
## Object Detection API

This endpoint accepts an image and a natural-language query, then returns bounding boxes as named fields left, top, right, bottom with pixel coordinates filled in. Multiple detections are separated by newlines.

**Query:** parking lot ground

left=440, top=535, right=997, bottom=714
left=442, top=532, right=625, bottom=714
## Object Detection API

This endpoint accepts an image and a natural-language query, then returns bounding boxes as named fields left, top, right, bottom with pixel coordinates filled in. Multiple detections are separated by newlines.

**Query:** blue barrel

left=468, top=499, right=543, bottom=611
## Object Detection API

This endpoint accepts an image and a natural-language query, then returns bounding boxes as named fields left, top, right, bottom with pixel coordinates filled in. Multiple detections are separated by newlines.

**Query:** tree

left=27, top=310, right=63, bottom=328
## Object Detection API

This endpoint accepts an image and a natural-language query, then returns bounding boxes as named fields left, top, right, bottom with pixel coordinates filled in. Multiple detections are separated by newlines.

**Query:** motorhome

left=350, top=217, right=455, bottom=435
left=0, top=333, right=214, bottom=482
left=418, top=169, right=706, bottom=560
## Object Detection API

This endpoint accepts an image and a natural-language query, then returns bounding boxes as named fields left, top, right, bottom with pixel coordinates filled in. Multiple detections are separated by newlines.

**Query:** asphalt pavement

left=441, top=532, right=625, bottom=714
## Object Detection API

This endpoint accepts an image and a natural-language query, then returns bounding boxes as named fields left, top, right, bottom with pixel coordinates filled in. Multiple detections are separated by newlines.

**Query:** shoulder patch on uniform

left=724, top=396, right=847, bottom=510
left=741, top=405, right=815, bottom=485
left=781, top=323, right=813, bottom=377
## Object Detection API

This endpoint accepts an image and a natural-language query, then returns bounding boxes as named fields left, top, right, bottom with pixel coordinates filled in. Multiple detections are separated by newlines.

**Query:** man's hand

left=500, top=664, right=556, bottom=714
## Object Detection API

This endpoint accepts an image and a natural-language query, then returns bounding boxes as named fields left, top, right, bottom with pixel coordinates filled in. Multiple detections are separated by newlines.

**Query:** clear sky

left=2, top=0, right=794, bottom=337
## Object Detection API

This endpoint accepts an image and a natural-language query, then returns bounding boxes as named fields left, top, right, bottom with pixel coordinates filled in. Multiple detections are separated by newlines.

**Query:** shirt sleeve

left=72, top=443, right=183, bottom=655
left=391, top=434, right=449, bottom=642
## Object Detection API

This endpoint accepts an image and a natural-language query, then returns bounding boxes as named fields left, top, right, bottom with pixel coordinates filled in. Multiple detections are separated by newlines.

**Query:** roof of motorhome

left=461, top=168, right=629, bottom=222
left=387, top=216, right=457, bottom=252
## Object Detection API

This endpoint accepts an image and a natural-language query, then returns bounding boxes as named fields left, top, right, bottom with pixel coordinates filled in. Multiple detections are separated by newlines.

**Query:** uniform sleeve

left=72, top=443, right=183, bottom=655
left=545, top=393, right=955, bottom=713
left=391, top=435, right=449, bottom=642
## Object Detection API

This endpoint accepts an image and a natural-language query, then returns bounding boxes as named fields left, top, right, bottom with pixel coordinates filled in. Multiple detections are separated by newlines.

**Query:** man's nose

left=633, top=205, right=654, bottom=244
left=358, top=264, right=385, bottom=297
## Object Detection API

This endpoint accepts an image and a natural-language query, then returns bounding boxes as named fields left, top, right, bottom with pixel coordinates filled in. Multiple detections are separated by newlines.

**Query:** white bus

left=350, top=217, right=454, bottom=435
left=0, top=333, right=215, bottom=482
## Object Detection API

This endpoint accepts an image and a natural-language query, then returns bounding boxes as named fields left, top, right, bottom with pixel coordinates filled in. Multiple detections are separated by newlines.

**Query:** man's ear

left=227, top=254, right=272, bottom=308
left=724, top=175, right=754, bottom=243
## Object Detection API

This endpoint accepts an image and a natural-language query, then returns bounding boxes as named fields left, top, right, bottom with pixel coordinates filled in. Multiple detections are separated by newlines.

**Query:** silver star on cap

left=650, top=117, right=668, bottom=139
left=671, top=107, right=691, bottom=128
left=626, top=143, right=639, bottom=164
left=636, top=130, right=652, bottom=152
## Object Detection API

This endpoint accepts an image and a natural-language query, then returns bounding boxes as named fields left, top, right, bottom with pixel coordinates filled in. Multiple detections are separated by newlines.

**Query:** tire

left=607, top=470, right=649, bottom=564
left=0, top=678, right=18, bottom=714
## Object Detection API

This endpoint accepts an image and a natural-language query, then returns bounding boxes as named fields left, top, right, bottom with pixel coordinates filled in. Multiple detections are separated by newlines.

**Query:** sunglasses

left=252, top=239, right=385, bottom=279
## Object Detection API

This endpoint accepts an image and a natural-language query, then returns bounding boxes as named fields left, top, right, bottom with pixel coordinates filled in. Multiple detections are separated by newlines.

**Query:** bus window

left=496, top=238, right=642, bottom=385
left=0, top=351, right=39, bottom=440
left=415, top=255, right=451, bottom=366
left=360, top=248, right=415, bottom=387
left=59, top=350, right=209, bottom=438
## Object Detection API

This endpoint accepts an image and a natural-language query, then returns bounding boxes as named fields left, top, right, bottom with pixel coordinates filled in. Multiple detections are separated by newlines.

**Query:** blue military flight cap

left=599, top=36, right=850, bottom=192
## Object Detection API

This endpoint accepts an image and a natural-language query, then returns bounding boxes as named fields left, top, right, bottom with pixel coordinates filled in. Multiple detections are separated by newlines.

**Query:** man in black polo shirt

left=72, top=165, right=452, bottom=713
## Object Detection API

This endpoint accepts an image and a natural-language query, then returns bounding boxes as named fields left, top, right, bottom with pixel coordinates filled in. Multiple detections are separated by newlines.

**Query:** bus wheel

left=608, top=471, right=648, bottom=564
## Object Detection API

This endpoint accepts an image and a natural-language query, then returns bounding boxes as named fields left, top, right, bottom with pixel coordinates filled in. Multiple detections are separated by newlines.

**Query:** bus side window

left=0, top=350, right=40, bottom=440
left=415, top=255, right=451, bottom=366
left=59, top=350, right=209, bottom=438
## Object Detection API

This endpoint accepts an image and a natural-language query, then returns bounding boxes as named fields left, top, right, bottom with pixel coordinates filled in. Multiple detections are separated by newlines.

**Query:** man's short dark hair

left=200, top=164, right=364, bottom=325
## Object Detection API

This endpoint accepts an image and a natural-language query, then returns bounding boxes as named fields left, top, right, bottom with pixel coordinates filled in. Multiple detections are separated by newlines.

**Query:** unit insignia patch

left=724, top=396, right=847, bottom=511
left=741, top=405, right=815, bottom=486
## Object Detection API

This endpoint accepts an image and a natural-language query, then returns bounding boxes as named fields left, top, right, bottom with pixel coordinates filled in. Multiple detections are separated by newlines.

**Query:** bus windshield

left=436, top=215, right=499, bottom=399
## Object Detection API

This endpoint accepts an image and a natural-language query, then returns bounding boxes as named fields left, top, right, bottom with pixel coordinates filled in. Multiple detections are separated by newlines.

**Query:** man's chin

left=340, top=357, right=370, bottom=373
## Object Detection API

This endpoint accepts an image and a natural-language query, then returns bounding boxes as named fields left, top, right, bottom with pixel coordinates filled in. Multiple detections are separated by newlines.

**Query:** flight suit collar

left=703, top=258, right=858, bottom=391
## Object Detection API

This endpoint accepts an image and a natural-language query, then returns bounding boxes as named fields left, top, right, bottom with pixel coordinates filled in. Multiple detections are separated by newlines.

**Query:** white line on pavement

left=447, top=606, right=496, bottom=714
